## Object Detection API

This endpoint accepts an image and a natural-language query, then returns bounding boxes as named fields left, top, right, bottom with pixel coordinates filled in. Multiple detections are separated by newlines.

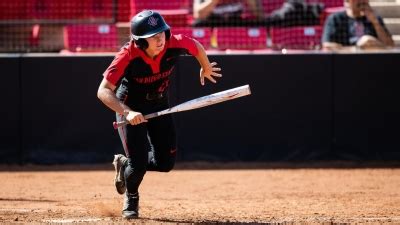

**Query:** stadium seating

left=214, top=27, right=267, bottom=50
left=117, top=0, right=131, bottom=22
left=171, top=27, right=212, bottom=50
left=26, top=0, right=83, bottom=20
left=4, top=0, right=377, bottom=53
left=81, top=0, right=114, bottom=21
left=270, top=25, right=323, bottom=50
left=29, top=24, right=40, bottom=47
left=0, top=25, right=32, bottom=52
left=0, top=24, right=65, bottom=52
left=130, top=0, right=191, bottom=26
left=64, top=24, right=118, bottom=52
left=0, top=0, right=27, bottom=20
left=0, top=0, right=115, bottom=22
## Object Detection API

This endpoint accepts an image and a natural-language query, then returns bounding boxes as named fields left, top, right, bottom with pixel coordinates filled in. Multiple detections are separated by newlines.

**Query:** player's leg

left=146, top=114, right=177, bottom=172
left=116, top=114, right=151, bottom=219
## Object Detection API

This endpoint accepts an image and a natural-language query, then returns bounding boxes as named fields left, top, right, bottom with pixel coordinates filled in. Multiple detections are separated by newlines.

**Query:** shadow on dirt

left=142, top=218, right=379, bottom=225
left=0, top=161, right=399, bottom=172
left=0, top=197, right=57, bottom=202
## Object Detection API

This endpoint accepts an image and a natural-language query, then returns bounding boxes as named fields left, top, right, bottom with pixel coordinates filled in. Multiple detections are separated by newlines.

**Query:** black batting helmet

left=130, top=10, right=171, bottom=49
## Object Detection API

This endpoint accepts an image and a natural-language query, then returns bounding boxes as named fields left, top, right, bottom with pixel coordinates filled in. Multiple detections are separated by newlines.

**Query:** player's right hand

left=125, top=110, right=148, bottom=125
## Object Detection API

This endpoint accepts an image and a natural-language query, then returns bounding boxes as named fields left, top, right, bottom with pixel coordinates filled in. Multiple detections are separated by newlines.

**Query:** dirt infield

left=0, top=163, right=399, bottom=224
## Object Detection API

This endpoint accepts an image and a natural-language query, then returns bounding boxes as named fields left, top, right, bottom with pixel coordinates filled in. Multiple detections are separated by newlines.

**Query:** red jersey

left=103, top=34, right=199, bottom=112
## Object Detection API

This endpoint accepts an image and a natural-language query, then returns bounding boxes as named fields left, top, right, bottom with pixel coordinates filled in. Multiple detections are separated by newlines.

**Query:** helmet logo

left=148, top=16, right=159, bottom=27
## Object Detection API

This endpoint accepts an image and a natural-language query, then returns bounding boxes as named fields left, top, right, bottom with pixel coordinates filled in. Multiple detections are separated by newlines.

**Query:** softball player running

left=97, top=10, right=222, bottom=219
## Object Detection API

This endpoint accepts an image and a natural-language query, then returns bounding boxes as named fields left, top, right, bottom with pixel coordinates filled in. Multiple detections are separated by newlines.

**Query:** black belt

left=145, top=92, right=166, bottom=101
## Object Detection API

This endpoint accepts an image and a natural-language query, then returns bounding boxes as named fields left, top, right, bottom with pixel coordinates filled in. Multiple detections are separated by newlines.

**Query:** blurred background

left=0, top=0, right=399, bottom=164
left=0, top=0, right=398, bottom=52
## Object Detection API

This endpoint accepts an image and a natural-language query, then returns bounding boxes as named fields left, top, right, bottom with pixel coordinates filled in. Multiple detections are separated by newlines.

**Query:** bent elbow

left=97, top=88, right=105, bottom=101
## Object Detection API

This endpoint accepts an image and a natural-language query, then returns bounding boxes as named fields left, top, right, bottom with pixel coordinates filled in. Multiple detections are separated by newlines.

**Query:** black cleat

left=112, top=154, right=127, bottom=195
left=122, top=192, right=139, bottom=219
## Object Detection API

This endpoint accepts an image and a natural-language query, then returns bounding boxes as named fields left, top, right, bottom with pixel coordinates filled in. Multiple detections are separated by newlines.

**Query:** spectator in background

left=192, top=0, right=324, bottom=27
left=192, top=0, right=265, bottom=27
left=267, top=0, right=324, bottom=27
left=322, top=0, right=394, bottom=50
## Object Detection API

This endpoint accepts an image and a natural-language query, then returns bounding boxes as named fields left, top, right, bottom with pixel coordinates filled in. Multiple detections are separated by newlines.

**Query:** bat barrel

left=112, top=84, right=251, bottom=129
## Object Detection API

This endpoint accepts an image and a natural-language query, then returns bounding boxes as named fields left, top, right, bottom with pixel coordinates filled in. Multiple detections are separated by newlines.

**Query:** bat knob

left=112, top=122, right=118, bottom=129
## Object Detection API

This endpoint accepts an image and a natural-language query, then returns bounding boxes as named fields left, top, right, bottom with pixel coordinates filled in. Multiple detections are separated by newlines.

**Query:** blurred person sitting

left=192, top=0, right=265, bottom=27
left=267, top=0, right=324, bottom=27
left=322, top=0, right=394, bottom=50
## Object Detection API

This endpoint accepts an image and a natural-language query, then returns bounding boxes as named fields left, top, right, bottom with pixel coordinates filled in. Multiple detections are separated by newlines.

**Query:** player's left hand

left=200, top=62, right=222, bottom=86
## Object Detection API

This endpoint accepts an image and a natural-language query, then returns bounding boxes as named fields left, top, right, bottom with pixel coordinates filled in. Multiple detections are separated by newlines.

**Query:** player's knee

left=124, top=158, right=146, bottom=179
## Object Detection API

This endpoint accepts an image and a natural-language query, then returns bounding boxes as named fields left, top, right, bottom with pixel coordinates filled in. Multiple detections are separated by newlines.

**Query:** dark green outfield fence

left=1, top=52, right=399, bottom=164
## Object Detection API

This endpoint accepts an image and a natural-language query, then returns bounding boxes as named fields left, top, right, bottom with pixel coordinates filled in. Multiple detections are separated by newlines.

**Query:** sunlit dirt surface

left=0, top=162, right=399, bottom=224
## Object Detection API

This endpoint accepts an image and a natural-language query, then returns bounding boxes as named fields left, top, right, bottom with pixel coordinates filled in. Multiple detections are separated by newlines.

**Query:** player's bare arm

left=97, top=78, right=147, bottom=125
left=193, top=40, right=222, bottom=85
